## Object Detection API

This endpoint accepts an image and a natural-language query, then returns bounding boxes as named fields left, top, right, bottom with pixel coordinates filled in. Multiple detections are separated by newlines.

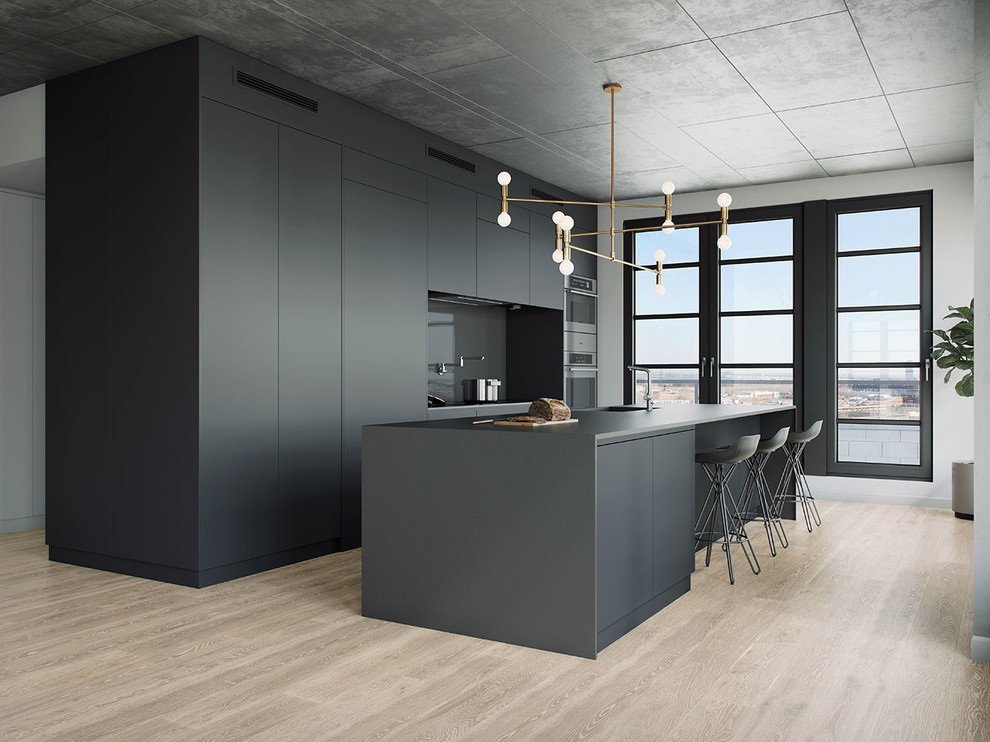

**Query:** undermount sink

left=605, top=405, right=651, bottom=411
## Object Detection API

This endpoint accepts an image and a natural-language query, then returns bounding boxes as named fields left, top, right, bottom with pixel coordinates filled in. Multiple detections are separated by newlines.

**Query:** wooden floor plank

left=1, top=502, right=988, bottom=741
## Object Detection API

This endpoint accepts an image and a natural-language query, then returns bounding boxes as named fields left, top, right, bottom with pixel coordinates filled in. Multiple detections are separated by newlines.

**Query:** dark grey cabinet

left=428, top=178, right=477, bottom=296
left=477, top=221, right=530, bottom=305
left=277, top=126, right=343, bottom=551
left=597, top=437, right=654, bottom=630
left=528, top=212, right=564, bottom=310
left=342, top=180, right=427, bottom=549
left=200, top=100, right=280, bottom=569
left=596, top=430, right=696, bottom=632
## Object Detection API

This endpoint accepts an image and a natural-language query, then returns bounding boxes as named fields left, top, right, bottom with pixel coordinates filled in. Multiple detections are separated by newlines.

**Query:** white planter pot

left=952, top=460, right=974, bottom=520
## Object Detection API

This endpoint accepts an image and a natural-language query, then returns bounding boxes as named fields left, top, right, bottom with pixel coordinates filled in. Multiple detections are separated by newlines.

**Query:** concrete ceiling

left=0, top=0, right=975, bottom=200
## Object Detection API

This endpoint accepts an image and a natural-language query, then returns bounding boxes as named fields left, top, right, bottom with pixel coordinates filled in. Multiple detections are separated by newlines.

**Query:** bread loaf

left=528, top=398, right=571, bottom=421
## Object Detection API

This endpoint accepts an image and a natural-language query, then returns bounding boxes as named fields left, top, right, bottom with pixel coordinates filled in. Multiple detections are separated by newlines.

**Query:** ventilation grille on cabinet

left=235, top=70, right=319, bottom=113
left=531, top=187, right=563, bottom=203
left=426, top=146, right=477, bottom=173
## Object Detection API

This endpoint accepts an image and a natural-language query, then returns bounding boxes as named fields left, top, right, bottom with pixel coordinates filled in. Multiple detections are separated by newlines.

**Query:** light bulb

left=717, top=234, right=732, bottom=250
left=559, top=259, right=575, bottom=275
left=552, top=248, right=564, bottom=263
left=552, top=210, right=565, bottom=225
left=661, top=181, right=675, bottom=195
left=654, top=283, right=666, bottom=297
left=560, top=215, right=575, bottom=231
left=717, top=192, right=732, bottom=207
left=661, top=219, right=674, bottom=234
left=497, top=211, right=512, bottom=227
left=497, top=171, right=512, bottom=186
left=653, top=249, right=666, bottom=262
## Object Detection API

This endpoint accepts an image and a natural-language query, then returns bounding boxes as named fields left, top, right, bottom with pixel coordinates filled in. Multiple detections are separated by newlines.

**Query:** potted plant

left=931, top=299, right=974, bottom=519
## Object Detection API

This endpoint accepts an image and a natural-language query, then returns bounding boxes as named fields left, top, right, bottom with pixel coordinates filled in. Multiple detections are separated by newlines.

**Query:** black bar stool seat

left=738, top=427, right=790, bottom=557
left=774, top=420, right=824, bottom=532
left=694, top=434, right=761, bottom=584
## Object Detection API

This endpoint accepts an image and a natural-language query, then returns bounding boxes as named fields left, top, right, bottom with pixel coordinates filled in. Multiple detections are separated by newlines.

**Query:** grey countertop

left=381, top=403, right=797, bottom=443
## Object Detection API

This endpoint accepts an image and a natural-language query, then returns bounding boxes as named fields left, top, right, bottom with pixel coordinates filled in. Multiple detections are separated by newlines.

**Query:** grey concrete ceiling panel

left=431, top=0, right=605, bottom=91
left=125, top=0, right=400, bottom=92
left=846, top=0, right=974, bottom=94
left=514, top=0, right=704, bottom=62
left=614, top=166, right=713, bottom=199
left=618, top=107, right=736, bottom=178
left=0, top=1, right=115, bottom=40
left=715, top=13, right=881, bottom=110
left=346, top=78, right=518, bottom=147
left=678, top=0, right=847, bottom=37
left=541, top=123, right=678, bottom=175
left=887, top=83, right=975, bottom=147
left=45, top=14, right=181, bottom=63
left=910, top=140, right=974, bottom=167
left=0, top=41, right=95, bottom=95
left=819, top=148, right=914, bottom=176
left=778, top=97, right=904, bottom=159
left=470, top=137, right=607, bottom=199
left=428, top=56, right=608, bottom=135
left=737, top=160, right=828, bottom=184
left=0, top=27, right=36, bottom=54
left=683, top=114, right=813, bottom=170
left=98, top=0, right=162, bottom=9
left=251, top=0, right=507, bottom=76
left=599, top=41, right=770, bottom=127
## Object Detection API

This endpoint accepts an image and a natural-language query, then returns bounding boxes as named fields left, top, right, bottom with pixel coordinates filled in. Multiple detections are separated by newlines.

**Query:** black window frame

left=825, top=191, right=933, bottom=481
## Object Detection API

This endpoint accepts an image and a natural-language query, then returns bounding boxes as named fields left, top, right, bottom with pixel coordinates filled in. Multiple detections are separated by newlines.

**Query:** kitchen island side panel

left=362, top=426, right=598, bottom=659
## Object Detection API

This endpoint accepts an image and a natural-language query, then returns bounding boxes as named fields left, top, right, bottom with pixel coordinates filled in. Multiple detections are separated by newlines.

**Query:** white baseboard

left=805, top=475, right=950, bottom=510
left=0, top=515, right=45, bottom=534
left=972, top=635, right=990, bottom=663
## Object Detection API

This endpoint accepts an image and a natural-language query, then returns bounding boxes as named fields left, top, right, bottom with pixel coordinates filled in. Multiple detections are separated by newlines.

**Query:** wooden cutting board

left=492, top=418, right=579, bottom=428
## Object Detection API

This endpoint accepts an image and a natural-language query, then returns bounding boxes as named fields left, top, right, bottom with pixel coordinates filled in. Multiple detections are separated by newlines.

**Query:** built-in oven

left=564, top=331, right=597, bottom=409
left=564, top=275, right=597, bottom=334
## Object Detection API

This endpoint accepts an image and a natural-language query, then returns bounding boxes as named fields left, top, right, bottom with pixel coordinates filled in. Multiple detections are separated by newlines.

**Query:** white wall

left=0, top=188, right=45, bottom=533
left=598, top=162, right=974, bottom=510
left=971, top=0, right=989, bottom=664
left=0, top=84, right=45, bottom=195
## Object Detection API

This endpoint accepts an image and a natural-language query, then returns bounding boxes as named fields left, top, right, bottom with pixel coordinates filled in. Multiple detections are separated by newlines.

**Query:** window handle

left=700, top=356, right=707, bottom=378
left=925, top=358, right=931, bottom=382
left=710, top=357, right=715, bottom=376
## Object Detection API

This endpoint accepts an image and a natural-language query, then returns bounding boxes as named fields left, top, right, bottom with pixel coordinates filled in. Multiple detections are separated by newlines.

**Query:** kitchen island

left=362, top=404, right=795, bottom=659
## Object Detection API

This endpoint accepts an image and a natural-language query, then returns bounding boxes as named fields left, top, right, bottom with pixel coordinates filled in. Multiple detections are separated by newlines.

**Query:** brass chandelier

left=495, top=83, right=734, bottom=296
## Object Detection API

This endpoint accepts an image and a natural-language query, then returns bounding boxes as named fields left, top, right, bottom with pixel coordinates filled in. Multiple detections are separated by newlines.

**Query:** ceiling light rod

left=495, top=82, right=733, bottom=297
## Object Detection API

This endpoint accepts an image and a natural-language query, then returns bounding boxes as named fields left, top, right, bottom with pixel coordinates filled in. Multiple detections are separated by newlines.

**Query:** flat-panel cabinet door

left=278, top=126, right=342, bottom=550
left=477, top=220, right=529, bottom=305
left=428, top=178, right=476, bottom=296
left=653, top=431, right=696, bottom=594
left=342, top=181, right=427, bottom=549
left=596, top=438, right=654, bottom=630
left=529, top=212, right=564, bottom=309
left=200, top=100, right=279, bottom=569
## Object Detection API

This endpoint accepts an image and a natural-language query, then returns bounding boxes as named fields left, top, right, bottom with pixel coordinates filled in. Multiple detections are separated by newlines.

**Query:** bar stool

left=738, top=427, right=790, bottom=557
left=774, top=420, right=824, bottom=533
left=695, top=434, right=761, bottom=584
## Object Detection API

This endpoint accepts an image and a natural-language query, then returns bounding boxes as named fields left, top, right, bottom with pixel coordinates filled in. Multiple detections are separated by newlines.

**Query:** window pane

left=838, top=252, right=919, bottom=307
left=837, top=423, right=920, bottom=465
left=838, top=310, right=919, bottom=363
left=720, top=368, right=793, bottom=406
left=634, top=369, right=700, bottom=405
left=636, top=267, right=698, bottom=315
left=722, top=219, right=792, bottom=260
left=837, top=367, right=920, bottom=421
left=635, top=227, right=699, bottom=265
left=721, top=261, right=792, bottom=312
left=838, top=208, right=920, bottom=252
left=720, top=315, right=792, bottom=364
left=635, top=318, right=698, bottom=365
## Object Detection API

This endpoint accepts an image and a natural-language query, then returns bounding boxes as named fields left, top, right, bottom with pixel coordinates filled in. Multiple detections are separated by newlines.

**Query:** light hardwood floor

left=1, top=501, right=988, bottom=741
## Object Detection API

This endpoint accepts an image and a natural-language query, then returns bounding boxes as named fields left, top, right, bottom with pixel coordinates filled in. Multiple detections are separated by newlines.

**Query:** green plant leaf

left=956, top=372, right=974, bottom=397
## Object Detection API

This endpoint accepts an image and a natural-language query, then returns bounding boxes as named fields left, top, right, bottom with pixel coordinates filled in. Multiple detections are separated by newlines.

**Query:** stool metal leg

left=773, top=441, right=822, bottom=533
left=739, top=452, right=788, bottom=556
left=695, top=462, right=760, bottom=585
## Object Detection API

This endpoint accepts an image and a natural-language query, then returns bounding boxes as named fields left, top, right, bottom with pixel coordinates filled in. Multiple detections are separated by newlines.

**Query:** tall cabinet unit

left=47, top=39, right=342, bottom=586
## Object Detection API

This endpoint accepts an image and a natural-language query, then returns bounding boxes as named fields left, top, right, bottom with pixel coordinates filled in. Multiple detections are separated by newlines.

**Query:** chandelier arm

left=566, top=243, right=659, bottom=275
left=505, top=197, right=602, bottom=207
left=571, top=218, right=725, bottom=239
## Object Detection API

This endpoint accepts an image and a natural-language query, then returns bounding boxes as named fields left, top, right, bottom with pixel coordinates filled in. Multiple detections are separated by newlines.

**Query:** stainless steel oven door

left=565, top=367, right=598, bottom=410
left=564, top=289, right=597, bottom=334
